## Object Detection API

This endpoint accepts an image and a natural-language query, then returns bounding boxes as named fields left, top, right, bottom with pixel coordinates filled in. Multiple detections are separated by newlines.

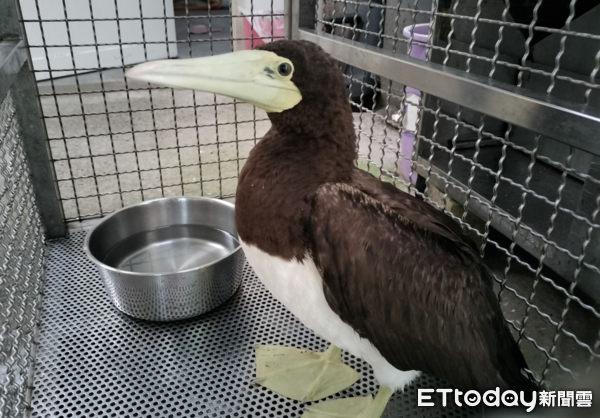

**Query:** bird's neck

left=251, top=125, right=357, bottom=187
left=268, top=95, right=357, bottom=152
left=235, top=128, right=356, bottom=260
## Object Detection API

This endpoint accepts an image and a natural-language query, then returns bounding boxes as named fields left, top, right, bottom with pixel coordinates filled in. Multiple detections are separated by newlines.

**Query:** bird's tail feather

left=497, top=323, right=539, bottom=397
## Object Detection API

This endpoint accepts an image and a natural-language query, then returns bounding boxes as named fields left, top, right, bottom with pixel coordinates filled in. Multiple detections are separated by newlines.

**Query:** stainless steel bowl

left=84, top=197, right=245, bottom=321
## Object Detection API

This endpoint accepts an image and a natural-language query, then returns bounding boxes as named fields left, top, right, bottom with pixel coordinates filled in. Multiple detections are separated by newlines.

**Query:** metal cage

left=1, top=0, right=599, bottom=417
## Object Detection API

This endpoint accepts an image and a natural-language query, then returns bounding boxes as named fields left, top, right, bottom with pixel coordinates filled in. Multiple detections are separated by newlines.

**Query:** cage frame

left=1, top=1, right=600, bottom=416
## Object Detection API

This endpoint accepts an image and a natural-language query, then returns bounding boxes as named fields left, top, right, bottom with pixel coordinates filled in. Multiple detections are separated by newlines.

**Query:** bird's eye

left=278, top=62, right=292, bottom=77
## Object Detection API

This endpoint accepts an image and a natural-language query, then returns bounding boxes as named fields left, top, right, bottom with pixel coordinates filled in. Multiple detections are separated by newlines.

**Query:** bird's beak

left=125, top=50, right=302, bottom=113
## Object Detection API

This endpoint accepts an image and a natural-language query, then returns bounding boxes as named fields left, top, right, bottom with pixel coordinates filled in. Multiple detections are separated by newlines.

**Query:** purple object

left=400, top=24, right=429, bottom=185
left=402, top=24, right=430, bottom=62
left=404, top=86, right=421, bottom=97
left=401, top=131, right=419, bottom=185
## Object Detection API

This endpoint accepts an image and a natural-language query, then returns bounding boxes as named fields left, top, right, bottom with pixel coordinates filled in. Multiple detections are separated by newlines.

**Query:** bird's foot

left=255, top=344, right=359, bottom=402
left=302, top=386, right=393, bottom=418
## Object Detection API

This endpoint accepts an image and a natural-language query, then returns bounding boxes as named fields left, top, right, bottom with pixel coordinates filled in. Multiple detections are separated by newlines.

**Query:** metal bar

left=285, top=0, right=302, bottom=40
left=0, top=40, right=27, bottom=102
left=11, top=61, right=67, bottom=238
left=284, top=0, right=297, bottom=40
left=299, top=30, right=600, bottom=156
left=315, top=0, right=325, bottom=35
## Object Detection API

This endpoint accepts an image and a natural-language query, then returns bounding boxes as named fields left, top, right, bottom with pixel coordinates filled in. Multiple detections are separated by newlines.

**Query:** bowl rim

left=83, top=196, right=242, bottom=277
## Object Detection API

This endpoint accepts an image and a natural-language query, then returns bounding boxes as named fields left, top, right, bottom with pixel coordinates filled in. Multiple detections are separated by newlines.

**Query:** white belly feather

left=240, top=239, right=420, bottom=391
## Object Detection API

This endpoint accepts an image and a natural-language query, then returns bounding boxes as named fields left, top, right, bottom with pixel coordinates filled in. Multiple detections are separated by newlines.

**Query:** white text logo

left=417, top=388, right=593, bottom=412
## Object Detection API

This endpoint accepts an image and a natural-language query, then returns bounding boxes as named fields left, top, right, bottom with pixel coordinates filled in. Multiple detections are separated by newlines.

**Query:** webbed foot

left=255, top=344, right=359, bottom=402
left=302, top=386, right=393, bottom=418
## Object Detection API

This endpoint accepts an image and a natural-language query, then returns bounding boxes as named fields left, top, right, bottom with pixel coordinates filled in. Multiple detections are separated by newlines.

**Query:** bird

left=126, top=39, right=537, bottom=417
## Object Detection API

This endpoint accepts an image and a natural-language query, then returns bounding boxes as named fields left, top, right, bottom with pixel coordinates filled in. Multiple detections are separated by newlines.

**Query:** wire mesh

left=318, top=0, right=600, bottom=389
left=20, top=0, right=282, bottom=222
left=0, top=90, right=46, bottom=418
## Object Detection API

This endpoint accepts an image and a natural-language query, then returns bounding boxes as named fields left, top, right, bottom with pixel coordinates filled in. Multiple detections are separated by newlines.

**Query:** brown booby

left=126, top=40, right=536, bottom=417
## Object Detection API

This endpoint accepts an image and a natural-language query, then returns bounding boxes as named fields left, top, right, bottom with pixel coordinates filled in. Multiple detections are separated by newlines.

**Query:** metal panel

left=0, top=41, right=27, bottom=103
left=12, top=62, right=67, bottom=238
left=299, top=29, right=600, bottom=156
left=0, top=3, right=67, bottom=238
left=0, top=90, right=46, bottom=418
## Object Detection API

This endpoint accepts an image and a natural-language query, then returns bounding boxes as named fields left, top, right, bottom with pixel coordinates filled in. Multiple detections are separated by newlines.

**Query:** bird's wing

left=352, top=169, right=477, bottom=253
left=308, top=181, right=532, bottom=391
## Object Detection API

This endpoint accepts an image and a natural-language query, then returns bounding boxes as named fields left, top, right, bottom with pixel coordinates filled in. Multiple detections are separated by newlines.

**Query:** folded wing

left=308, top=179, right=533, bottom=391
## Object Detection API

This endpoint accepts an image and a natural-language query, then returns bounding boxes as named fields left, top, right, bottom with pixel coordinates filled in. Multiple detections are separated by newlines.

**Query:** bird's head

left=125, top=40, right=353, bottom=137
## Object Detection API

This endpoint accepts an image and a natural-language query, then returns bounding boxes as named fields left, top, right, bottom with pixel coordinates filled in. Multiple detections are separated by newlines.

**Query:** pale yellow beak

left=125, top=50, right=302, bottom=113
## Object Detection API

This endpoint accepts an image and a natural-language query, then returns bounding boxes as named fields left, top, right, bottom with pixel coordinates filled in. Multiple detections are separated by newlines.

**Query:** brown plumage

left=236, top=40, right=536, bottom=392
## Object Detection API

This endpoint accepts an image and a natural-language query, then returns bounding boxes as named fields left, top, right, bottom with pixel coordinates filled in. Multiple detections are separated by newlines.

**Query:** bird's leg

left=254, top=344, right=359, bottom=402
left=302, top=386, right=394, bottom=418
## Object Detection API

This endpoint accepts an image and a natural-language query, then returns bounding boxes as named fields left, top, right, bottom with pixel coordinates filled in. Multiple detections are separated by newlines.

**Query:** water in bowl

left=103, top=225, right=239, bottom=274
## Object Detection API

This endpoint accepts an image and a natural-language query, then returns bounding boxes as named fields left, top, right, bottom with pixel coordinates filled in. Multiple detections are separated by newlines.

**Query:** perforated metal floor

left=31, top=231, right=481, bottom=418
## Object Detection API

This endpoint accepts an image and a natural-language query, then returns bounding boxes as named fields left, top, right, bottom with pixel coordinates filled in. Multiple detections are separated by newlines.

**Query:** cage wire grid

left=21, top=0, right=283, bottom=222
left=2, top=0, right=599, bottom=415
